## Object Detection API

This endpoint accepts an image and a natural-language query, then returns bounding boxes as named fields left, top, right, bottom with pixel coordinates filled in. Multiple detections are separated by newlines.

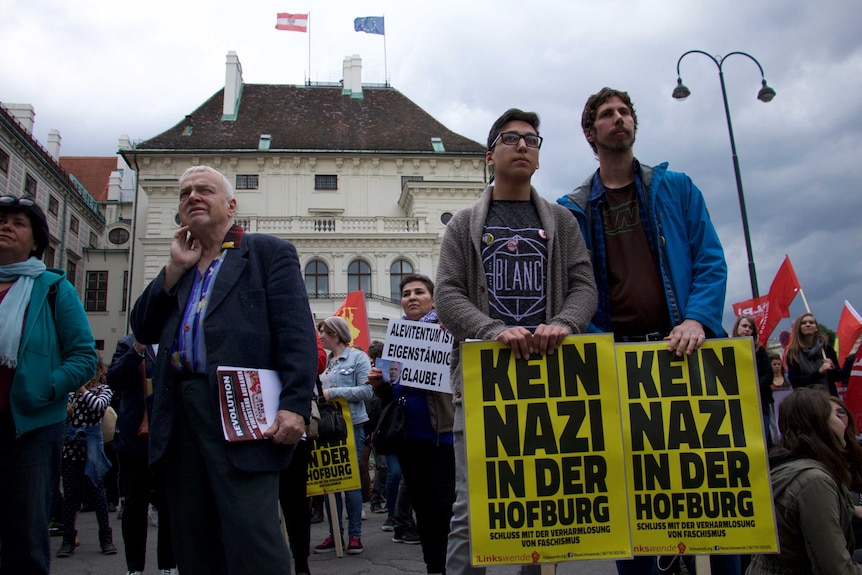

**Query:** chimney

left=107, top=171, right=122, bottom=202
left=118, top=134, right=132, bottom=150
left=5, top=103, right=35, bottom=133
left=223, top=51, right=244, bottom=119
left=47, top=129, right=61, bottom=159
left=342, top=54, right=363, bottom=98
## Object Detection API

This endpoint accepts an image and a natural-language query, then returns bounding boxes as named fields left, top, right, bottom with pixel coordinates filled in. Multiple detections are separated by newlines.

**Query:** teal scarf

left=0, top=257, right=47, bottom=368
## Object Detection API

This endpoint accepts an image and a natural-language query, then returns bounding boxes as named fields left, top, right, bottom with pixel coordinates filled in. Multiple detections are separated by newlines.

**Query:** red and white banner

left=837, top=300, right=862, bottom=362
left=732, top=294, right=770, bottom=340
left=334, top=291, right=371, bottom=352
left=275, top=13, right=308, bottom=32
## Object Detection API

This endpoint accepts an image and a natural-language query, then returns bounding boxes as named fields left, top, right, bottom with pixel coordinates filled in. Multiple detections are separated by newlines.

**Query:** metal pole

left=717, top=67, right=760, bottom=298
left=307, top=12, right=311, bottom=85
left=674, top=50, right=768, bottom=299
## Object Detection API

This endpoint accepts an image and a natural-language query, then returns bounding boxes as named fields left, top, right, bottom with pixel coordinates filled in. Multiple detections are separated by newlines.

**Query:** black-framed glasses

left=490, top=131, right=543, bottom=149
left=0, top=195, right=36, bottom=208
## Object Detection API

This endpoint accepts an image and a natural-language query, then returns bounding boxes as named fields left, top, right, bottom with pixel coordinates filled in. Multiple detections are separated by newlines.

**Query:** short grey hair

left=178, top=165, right=234, bottom=198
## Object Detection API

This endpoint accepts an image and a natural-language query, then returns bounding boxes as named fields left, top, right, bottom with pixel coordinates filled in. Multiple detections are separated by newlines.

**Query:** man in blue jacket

left=557, top=87, right=727, bottom=351
left=557, top=88, right=731, bottom=574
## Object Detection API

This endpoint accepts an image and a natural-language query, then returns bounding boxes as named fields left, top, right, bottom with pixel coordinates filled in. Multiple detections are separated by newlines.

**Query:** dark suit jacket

left=130, top=233, right=318, bottom=472
left=106, top=333, right=152, bottom=457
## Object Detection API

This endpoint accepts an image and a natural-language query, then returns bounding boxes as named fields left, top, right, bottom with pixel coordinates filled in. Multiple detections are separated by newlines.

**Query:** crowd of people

left=0, top=85, right=859, bottom=575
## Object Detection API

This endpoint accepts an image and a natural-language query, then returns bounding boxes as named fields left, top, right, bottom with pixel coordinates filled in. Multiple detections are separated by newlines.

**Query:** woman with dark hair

left=747, top=387, right=862, bottom=573
left=732, top=316, right=774, bottom=447
left=770, top=354, right=790, bottom=391
left=377, top=272, right=455, bottom=575
left=829, top=395, right=862, bottom=556
left=786, top=312, right=841, bottom=396
left=0, top=195, right=97, bottom=574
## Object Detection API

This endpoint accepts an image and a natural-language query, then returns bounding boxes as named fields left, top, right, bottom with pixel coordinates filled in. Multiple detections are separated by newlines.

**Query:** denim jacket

left=323, top=347, right=372, bottom=426
left=64, top=424, right=110, bottom=484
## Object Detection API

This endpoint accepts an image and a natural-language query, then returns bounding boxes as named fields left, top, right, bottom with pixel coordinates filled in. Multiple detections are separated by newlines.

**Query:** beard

left=595, top=131, right=636, bottom=153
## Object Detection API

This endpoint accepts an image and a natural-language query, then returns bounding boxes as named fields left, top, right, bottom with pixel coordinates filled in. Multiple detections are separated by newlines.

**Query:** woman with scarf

left=0, top=195, right=96, bottom=574
left=786, top=312, right=841, bottom=396
left=373, top=273, right=455, bottom=575
left=56, top=358, right=117, bottom=557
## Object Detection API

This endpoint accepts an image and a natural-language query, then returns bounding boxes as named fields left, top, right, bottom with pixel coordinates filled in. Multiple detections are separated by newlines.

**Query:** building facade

left=121, top=52, right=488, bottom=340
left=0, top=102, right=124, bottom=353
left=60, top=150, right=138, bottom=356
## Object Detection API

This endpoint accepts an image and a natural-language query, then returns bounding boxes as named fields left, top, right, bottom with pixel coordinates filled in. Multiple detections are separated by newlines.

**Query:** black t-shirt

left=602, top=182, right=669, bottom=336
left=482, top=200, right=548, bottom=330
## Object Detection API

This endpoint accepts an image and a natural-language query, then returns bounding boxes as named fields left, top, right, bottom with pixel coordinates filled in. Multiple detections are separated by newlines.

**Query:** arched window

left=347, top=260, right=372, bottom=294
left=390, top=259, right=414, bottom=301
left=304, top=260, right=329, bottom=297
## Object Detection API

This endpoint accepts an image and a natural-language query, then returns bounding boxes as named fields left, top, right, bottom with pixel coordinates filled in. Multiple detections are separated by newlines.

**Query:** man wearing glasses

left=435, top=109, right=597, bottom=575
left=557, top=89, right=730, bottom=574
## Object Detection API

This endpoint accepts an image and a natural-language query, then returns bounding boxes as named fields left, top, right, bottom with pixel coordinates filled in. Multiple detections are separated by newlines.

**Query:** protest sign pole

left=695, top=555, right=711, bottom=574
left=325, top=492, right=344, bottom=557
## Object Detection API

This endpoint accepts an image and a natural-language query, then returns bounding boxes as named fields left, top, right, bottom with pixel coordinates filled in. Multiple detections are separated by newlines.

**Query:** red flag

left=731, top=295, right=769, bottom=340
left=843, top=346, right=862, bottom=430
left=275, top=13, right=308, bottom=32
left=837, top=300, right=862, bottom=362
left=334, top=291, right=370, bottom=351
left=759, top=256, right=801, bottom=346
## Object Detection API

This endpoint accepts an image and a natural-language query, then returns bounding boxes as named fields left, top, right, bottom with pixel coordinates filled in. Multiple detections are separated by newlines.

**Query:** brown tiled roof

left=59, top=157, right=117, bottom=201
left=135, top=84, right=486, bottom=154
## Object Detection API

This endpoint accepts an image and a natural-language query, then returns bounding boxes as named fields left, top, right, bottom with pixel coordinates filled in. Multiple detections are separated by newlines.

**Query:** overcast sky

left=2, top=0, right=860, bottom=336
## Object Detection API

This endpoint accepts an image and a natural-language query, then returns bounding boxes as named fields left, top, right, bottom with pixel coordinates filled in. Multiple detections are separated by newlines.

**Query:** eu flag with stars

left=354, top=16, right=384, bottom=35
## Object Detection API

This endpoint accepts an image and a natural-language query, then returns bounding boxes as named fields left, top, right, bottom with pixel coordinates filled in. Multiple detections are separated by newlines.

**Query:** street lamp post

left=672, top=50, right=776, bottom=299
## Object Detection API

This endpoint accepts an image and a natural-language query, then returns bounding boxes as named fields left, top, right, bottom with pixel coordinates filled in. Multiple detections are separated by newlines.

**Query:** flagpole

left=383, top=14, right=389, bottom=85
left=308, top=12, right=312, bottom=84
left=798, top=288, right=812, bottom=314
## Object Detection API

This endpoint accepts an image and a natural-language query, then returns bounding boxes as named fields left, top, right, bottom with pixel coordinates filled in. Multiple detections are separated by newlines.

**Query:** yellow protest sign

left=618, top=338, right=778, bottom=556
left=462, top=334, right=632, bottom=565
left=306, top=397, right=361, bottom=496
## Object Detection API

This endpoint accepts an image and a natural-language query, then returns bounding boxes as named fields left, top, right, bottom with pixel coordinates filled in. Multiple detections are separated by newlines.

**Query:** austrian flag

left=275, top=13, right=308, bottom=32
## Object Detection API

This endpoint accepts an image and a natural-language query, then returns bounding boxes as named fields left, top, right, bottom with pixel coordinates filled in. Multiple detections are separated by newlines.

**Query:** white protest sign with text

left=382, top=317, right=454, bottom=394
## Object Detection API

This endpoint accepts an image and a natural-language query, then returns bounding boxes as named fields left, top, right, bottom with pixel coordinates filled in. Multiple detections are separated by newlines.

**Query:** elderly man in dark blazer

left=131, top=165, right=318, bottom=575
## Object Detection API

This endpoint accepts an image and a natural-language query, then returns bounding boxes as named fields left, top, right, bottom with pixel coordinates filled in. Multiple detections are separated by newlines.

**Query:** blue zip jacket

left=10, top=268, right=97, bottom=435
left=556, top=160, right=727, bottom=338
